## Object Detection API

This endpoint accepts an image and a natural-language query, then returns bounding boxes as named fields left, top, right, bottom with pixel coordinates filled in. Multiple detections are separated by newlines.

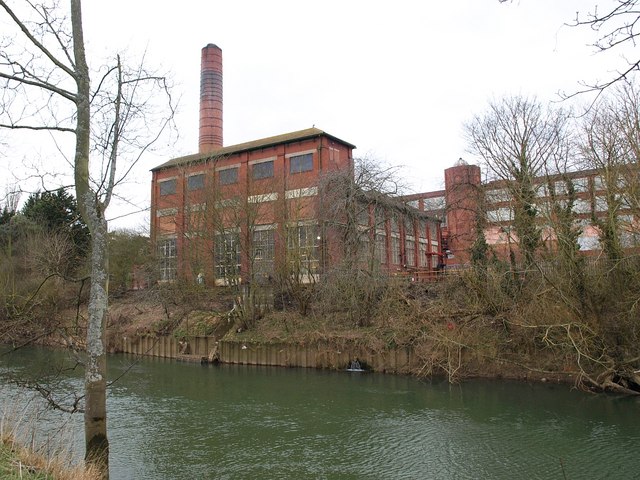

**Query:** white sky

left=0, top=0, right=631, bottom=230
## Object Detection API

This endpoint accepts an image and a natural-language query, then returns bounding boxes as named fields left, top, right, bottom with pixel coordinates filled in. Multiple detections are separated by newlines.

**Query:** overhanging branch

left=0, top=70, right=75, bottom=102
left=0, top=122, right=75, bottom=133
left=0, top=0, right=76, bottom=79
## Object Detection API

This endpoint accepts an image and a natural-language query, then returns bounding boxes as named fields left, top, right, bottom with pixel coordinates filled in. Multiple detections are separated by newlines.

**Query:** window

left=188, top=174, right=204, bottom=191
left=287, top=224, right=319, bottom=275
left=593, top=176, right=605, bottom=191
left=358, top=231, right=371, bottom=264
left=375, top=232, right=387, bottom=265
left=214, top=231, right=241, bottom=280
left=329, top=147, right=340, bottom=164
left=157, top=207, right=178, bottom=217
left=573, top=177, right=588, bottom=193
left=404, top=218, right=415, bottom=237
left=390, top=216, right=400, bottom=234
left=289, top=153, right=313, bottom=174
left=285, top=187, right=318, bottom=199
left=578, top=233, right=599, bottom=251
left=159, top=179, right=177, bottom=196
left=618, top=215, right=639, bottom=248
left=418, top=219, right=428, bottom=240
left=219, top=167, right=238, bottom=185
left=422, top=196, right=445, bottom=212
left=252, top=227, right=275, bottom=279
left=572, top=199, right=591, bottom=214
left=430, top=241, right=439, bottom=268
left=487, top=207, right=513, bottom=223
left=391, top=235, right=401, bottom=265
left=248, top=193, right=278, bottom=203
left=158, top=238, right=177, bottom=281
left=418, top=220, right=428, bottom=267
left=374, top=208, right=386, bottom=230
left=357, top=207, right=370, bottom=227
left=252, top=160, right=274, bottom=180
left=429, top=221, right=438, bottom=240
left=595, top=196, right=608, bottom=212
left=553, top=181, right=567, bottom=196
left=404, top=218, right=416, bottom=267
left=486, top=188, right=510, bottom=204
left=419, top=239, right=428, bottom=267
left=405, top=237, right=416, bottom=267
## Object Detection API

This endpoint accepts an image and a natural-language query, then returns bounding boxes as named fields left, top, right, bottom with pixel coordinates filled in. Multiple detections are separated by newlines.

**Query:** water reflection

left=1, top=347, right=639, bottom=479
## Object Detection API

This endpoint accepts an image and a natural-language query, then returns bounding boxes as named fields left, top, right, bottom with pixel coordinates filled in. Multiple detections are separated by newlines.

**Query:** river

left=0, top=346, right=638, bottom=479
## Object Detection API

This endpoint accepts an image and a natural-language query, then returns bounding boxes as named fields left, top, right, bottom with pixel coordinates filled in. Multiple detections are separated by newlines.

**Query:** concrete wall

left=120, top=335, right=419, bottom=373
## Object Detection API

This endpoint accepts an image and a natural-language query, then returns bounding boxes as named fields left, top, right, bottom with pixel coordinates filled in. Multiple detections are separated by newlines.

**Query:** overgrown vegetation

left=215, top=252, right=638, bottom=395
left=0, top=187, right=151, bottom=347
left=0, top=188, right=90, bottom=346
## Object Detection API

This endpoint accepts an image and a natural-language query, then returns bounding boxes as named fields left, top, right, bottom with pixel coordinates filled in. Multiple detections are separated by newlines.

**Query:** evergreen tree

left=0, top=205, right=14, bottom=225
left=21, top=188, right=90, bottom=257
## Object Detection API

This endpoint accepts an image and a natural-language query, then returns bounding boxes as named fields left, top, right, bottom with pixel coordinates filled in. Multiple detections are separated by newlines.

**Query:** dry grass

left=0, top=434, right=100, bottom=480
left=0, top=399, right=100, bottom=480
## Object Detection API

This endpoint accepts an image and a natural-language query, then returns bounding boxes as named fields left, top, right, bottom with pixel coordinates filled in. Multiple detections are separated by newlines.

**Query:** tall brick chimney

left=199, top=44, right=223, bottom=153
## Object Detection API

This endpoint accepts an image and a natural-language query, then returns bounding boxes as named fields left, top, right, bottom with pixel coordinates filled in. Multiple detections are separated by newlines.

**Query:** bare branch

left=102, top=55, right=122, bottom=209
left=0, top=0, right=75, bottom=79
left=0, top=71, right=75, bottom=102
left=0, top=122, right=74, bottom=133
left=565, top=1, right=640, bottom=95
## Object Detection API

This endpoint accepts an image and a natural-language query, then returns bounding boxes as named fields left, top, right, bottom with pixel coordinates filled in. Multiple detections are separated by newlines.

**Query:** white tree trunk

left=70, top=0, right=110, bottom=477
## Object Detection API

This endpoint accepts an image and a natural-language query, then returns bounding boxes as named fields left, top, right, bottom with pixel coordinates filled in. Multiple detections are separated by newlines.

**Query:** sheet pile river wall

left=120, top=336, right=419, bottom=373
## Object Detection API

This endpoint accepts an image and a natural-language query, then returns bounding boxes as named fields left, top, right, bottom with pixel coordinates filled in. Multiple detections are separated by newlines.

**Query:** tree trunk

left=84, top=219, right=109, bottom=476
left=70, top=0, right=109, bottom=477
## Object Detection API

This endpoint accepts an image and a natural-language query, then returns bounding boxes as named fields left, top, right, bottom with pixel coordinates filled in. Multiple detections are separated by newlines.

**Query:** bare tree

left=238, top=173, right=285, bottom=326
left=568, top=1, right=640, bottom=96
left=0, top=1, right=174, bottom=476
left=181, top=157, right=281, bottom=326
left=465, top=96, right=571, bottom=269
left=0, top=188, right=20, bottom=217
left=578, top=99, right=628, bottom=262
left=316, top=157, right=409, bottom=326
left=609, top=82, right=640, bottom=241
left=500, top=0, right=640, bottom=96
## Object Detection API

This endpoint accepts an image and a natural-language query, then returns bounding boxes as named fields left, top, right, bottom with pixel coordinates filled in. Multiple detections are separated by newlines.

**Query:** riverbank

left=0, top=433, right=98, bottom=480
left=6, top=267, right=639, bottom=394
left=105, top=284, right=577, bottom=387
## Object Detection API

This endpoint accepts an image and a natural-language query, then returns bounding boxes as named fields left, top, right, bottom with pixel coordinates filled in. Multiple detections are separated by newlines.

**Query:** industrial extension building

left=406, top=162, right=638, bottom=267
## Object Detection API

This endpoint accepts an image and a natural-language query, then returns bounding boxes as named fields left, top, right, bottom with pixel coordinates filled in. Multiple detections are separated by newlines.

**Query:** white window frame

left=214, top=230, right=241, bottom=282
left=252, top=225, right=276, bottom=279
left=158, top=237, right=177, bottom=281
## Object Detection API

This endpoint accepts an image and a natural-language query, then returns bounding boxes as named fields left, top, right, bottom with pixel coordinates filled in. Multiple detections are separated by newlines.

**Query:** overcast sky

left=1, top=1, right=630, bottom=230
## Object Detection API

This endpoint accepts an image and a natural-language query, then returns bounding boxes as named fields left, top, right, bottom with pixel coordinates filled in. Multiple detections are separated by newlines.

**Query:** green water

left=1, top=346, right=638, bottom=479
